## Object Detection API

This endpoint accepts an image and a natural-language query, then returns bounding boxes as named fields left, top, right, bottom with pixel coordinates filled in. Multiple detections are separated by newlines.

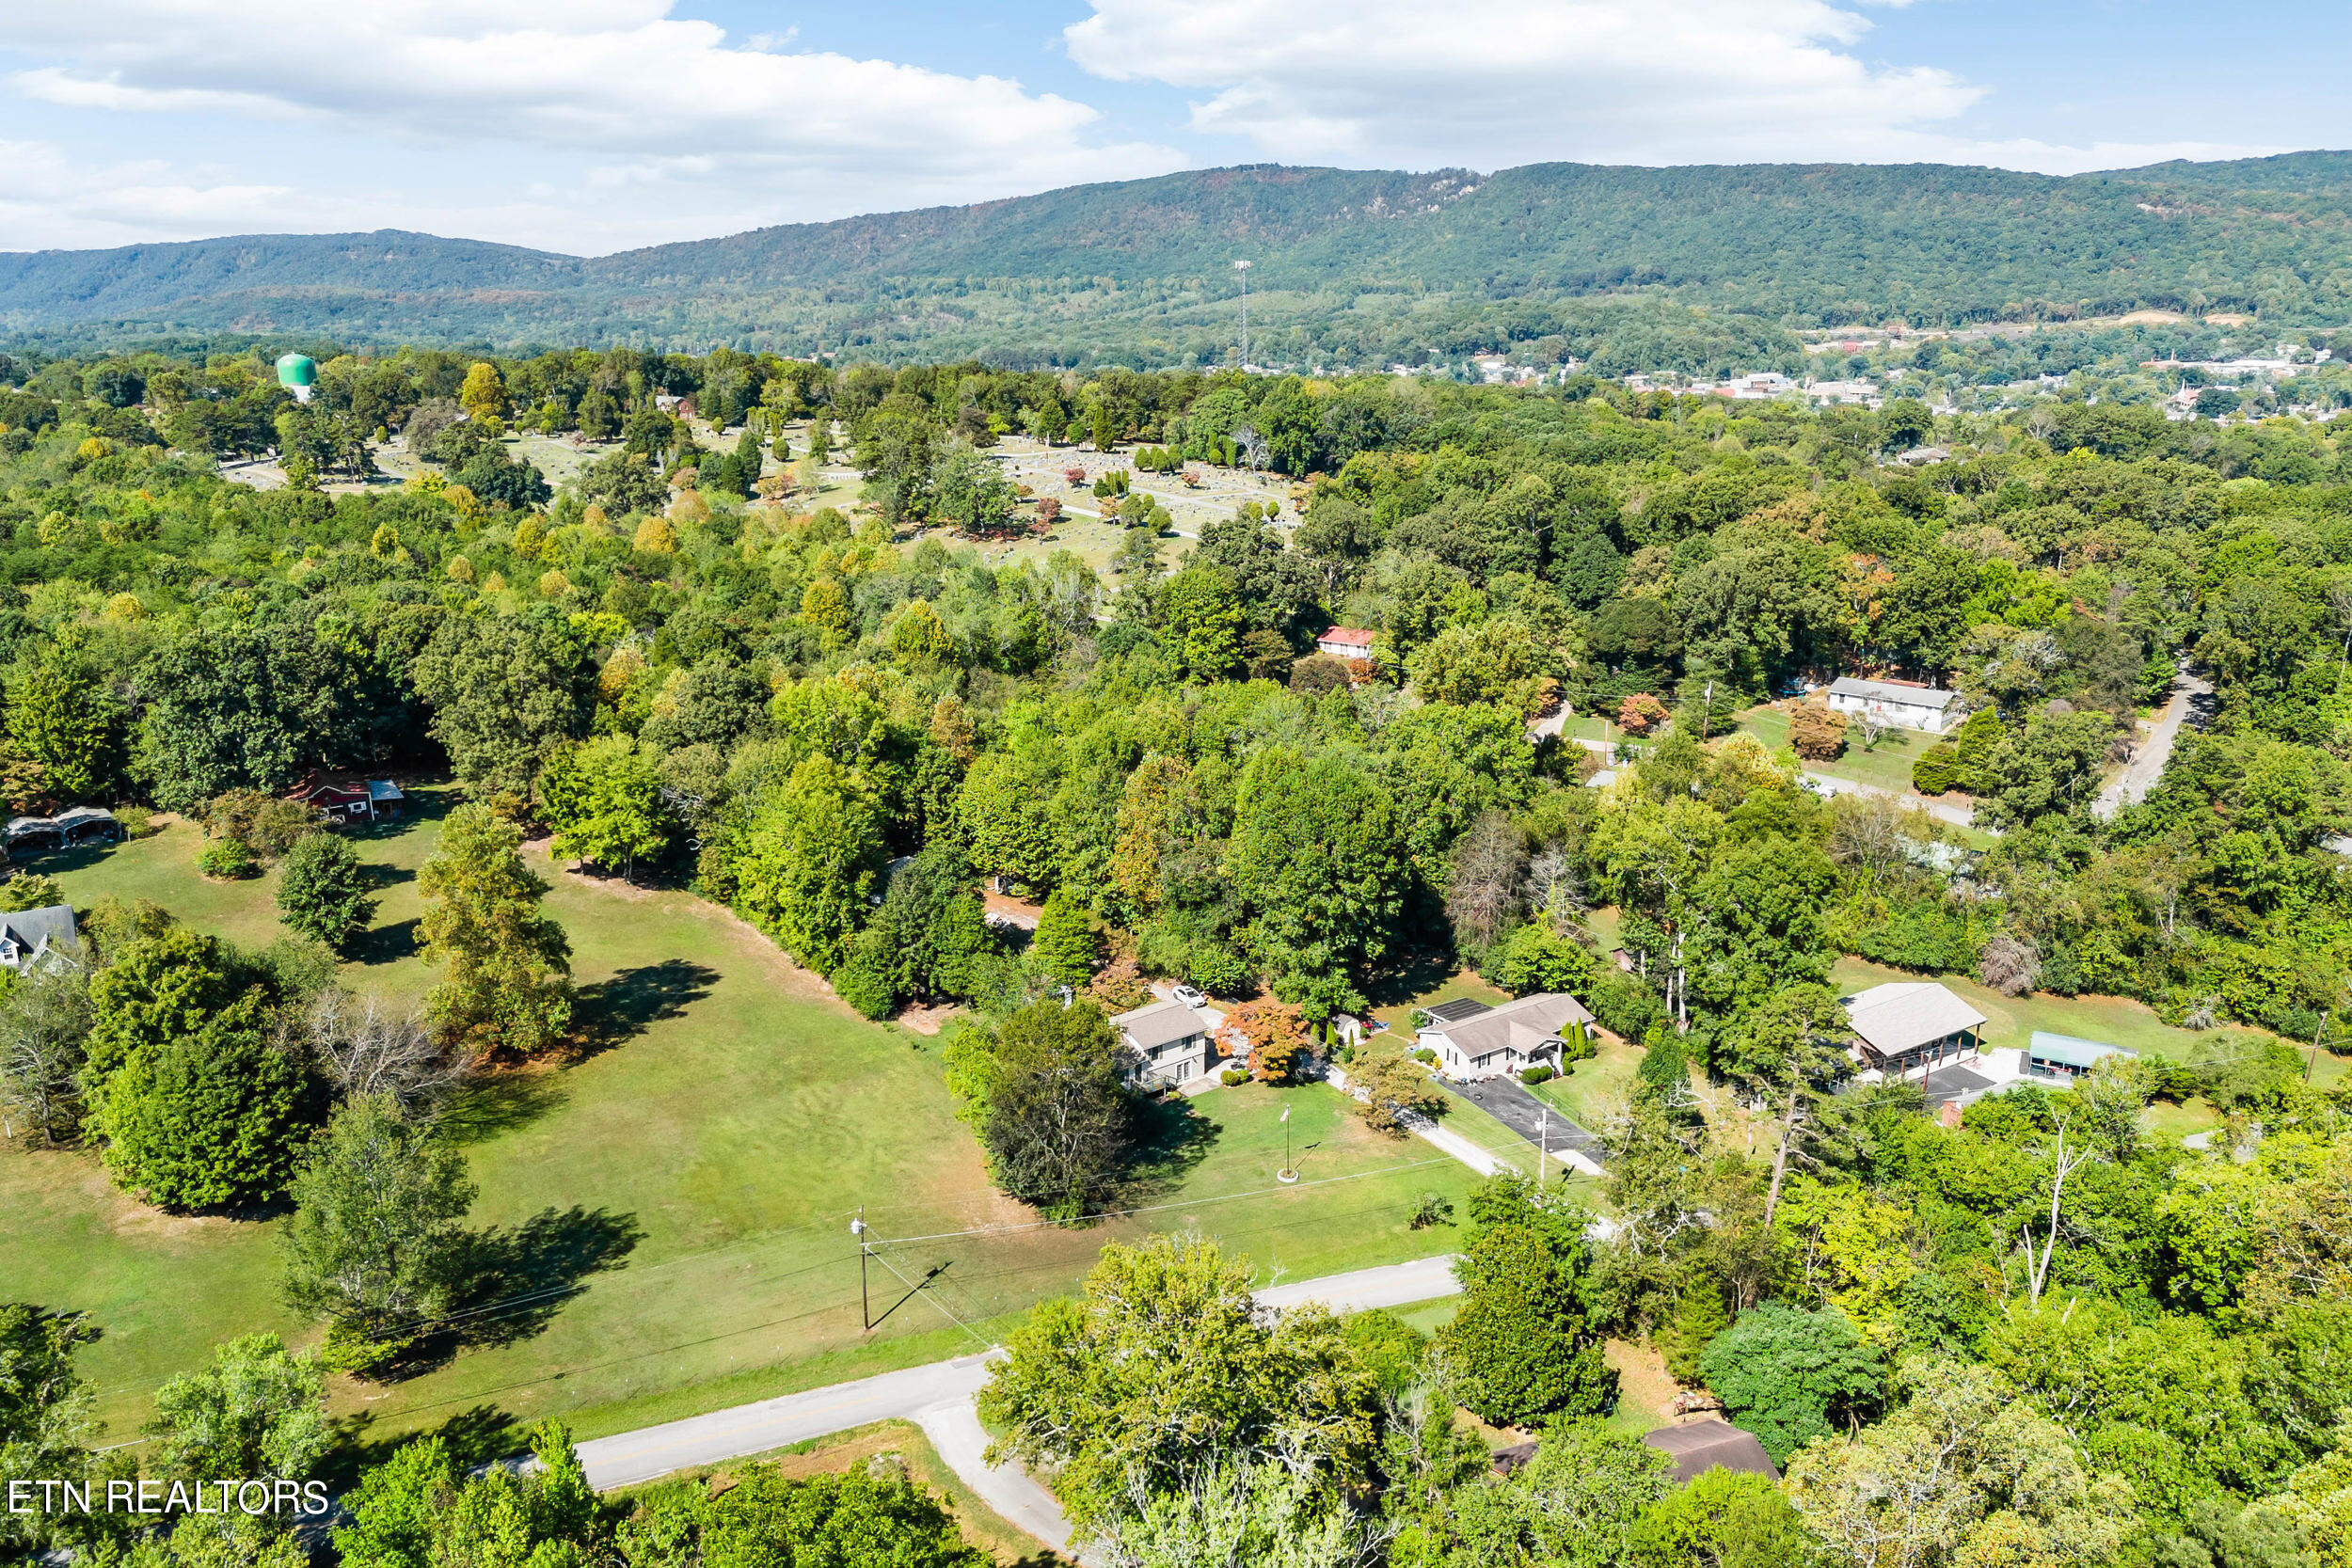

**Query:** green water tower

left=276, top=353, right=317, bottom=404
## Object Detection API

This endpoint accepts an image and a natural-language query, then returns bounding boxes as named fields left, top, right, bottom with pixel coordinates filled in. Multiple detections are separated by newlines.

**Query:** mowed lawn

left=4, top=795, right=1480, bottom=1447
left=1739, top=704, right=1939, bottom=797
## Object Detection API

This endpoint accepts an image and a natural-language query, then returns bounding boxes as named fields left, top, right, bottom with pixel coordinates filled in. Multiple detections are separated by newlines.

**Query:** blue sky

left=0, top=0, right=2341, bottom=255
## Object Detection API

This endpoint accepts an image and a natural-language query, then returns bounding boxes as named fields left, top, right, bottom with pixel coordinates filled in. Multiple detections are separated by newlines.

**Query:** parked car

left=1172, top=984, right=1206, bottom=1007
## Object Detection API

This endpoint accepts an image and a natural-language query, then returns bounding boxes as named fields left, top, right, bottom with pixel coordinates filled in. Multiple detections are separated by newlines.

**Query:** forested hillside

left=8, top=153, right=2352, bottom=362
left=5, top=343, right=2352, bottom=1568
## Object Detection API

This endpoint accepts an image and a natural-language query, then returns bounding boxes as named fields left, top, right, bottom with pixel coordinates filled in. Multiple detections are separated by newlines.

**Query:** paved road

left=1255, top=1253, right=1462, bottom=1313
left=572, top=1354, right=996, bottom=1490
left=1444, top=1076, right=1610, bottom=1175
left=1796, top=768, right=1981, bottom=830
left=563, top=1255, right=1467, bottom=1556
left=2094, top=665, right=2213, bottom=819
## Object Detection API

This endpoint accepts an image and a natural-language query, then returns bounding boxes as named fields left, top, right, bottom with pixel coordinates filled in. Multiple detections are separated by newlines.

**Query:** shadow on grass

left=438, top=1074, right=572, bottom=1147
left=1360, top=946, right=1466, bottom=1012
left=326, top=1402, right=521, bottom=1492
left=348, top=915, right=421, bottom=967
left=383, top=1206, right=645, bottom=1379
left=22, top=839, right=124, bottom=878
left=574, top=959, right=718, bottom=1055
left=1115, top=1094, right=1220, bottom=1208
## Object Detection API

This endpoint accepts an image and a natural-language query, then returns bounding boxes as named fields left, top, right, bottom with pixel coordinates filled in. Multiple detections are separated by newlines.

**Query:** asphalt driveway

left=1444, top=1075, right=1609, bottom=1172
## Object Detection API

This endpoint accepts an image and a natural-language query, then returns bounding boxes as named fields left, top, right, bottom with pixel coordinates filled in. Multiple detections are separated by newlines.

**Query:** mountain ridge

left=8, top=155, right=2352, bottom=359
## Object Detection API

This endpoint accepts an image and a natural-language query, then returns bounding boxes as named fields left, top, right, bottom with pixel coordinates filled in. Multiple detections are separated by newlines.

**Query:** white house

left=1843, top=981, right=1987, bottom=1081
left=0, top=904, right=79, bottom=973
left=1112, top=999, right=1212, bottom=1087
left=1420, top=993, right=1595, bottom=1082
left=1316, top=627, right=1376, bottom=661
left=1823, top=676, right=1961, bottom=735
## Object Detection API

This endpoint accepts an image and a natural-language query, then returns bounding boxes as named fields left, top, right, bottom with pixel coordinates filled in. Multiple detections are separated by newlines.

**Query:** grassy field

left=1527, top=1034, right=1645, bottom=1129
left=1739, top=705, right=1941, bottom=797
left=4, top=794, right=1485, bottom=1449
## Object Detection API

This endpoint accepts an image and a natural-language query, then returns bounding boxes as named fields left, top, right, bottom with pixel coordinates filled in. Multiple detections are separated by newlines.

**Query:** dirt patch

left=983, top=893, right=1042, bottom=930
left=91, top=1163, right=243, bottom=1242
left=897, top=1003, right=962, bottom=1037
left=2117, top=309, right=2186, bottom=325
left=1606, top=1338, right=1681, bottom=1433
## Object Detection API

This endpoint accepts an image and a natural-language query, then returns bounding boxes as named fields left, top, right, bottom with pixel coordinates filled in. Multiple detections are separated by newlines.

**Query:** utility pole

left=1233, top=260, right=1251, bottom=367
left=850, top=1211, right=870, bottom=1330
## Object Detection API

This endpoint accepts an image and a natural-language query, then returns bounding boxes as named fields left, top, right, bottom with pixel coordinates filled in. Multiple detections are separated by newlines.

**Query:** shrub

left=1617, top=692, right=1670, bottom=736
left=830, top=936, right=899, bottom=1021
left=1219, top=1067, right=1249, bottom=1086
left=0, top=873, right=64, bottom=912
left=197, top=838, right=259, bottom=879
left=203, top=790, right=319, bottom=857
left=1788, top=702, right=1848, bottom=760
left=1408, top=1192, right=1454, bottom=1229
left=1519, top=1064, right=1556, bottom=1085
left=1412, top=1047, right=1438, bottom=1066
left=115, top=807, right=155, bottom=840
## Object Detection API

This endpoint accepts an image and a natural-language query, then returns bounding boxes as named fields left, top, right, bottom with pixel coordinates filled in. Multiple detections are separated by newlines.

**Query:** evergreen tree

left=1437, top=1175, right=1615, bottom=1428
left=6, top=637, right=117, bottom=800
left=1031, top=887, right=1101, bottom=986
left=1698, top=1303, right=1883, bottom=1464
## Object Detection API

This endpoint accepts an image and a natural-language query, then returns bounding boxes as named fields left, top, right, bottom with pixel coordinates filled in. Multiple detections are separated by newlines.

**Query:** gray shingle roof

left=0, top=904, right=78, bottom=965
left=1842, top=981, right=1987, bottom=1056
left=1435, top=993, right=1595, bottom=1059
left=1113, top=1000, right=1207, bottom=1052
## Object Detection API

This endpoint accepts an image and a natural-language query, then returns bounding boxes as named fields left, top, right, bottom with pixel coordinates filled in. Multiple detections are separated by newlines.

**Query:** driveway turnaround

left=563, top=1255, right=1467, bottom=1557
left=1445, top=1076, right=1609, bottom=1175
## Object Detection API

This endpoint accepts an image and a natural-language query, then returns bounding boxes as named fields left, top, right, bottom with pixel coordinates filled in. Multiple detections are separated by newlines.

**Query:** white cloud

left=1061, top=0, right=2280, bottom=174
left=1, top=1, right=1185, bottom=250
left=1065, top=0, right=1984, bottom=167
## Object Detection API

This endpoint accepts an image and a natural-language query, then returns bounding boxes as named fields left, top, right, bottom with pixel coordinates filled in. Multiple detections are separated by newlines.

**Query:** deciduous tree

left=416, top=805, right=573, bottom=1056
left=280, top=1092, right=477, bottom=1370
left=276, top=831, right=377, bottom=951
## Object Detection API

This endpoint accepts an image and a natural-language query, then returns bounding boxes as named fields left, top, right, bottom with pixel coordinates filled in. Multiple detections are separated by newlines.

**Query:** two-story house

left=1112, top=999, right=1212, bottom=1087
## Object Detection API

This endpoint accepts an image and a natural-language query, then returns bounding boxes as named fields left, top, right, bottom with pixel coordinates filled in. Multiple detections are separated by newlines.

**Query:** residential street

left=1444, top=1076, right=1609, bottom=1174
left=2094, top=664, right=2213, bottom=819
left=564, top=1255, right=1467, bottom=1555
